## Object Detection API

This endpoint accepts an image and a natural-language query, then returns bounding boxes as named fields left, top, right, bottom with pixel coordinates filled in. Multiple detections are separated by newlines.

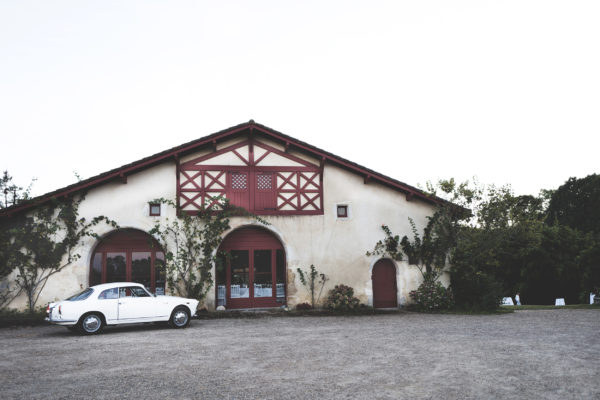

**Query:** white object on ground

left=502, top=297, right=514, bottom=306
left=555, top=298, right=566, bottom=306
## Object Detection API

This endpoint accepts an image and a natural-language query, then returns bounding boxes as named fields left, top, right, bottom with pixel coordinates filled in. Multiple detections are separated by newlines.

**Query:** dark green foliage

left=450, top=228, right=503, bottom=311
left=0, top=170, right=34, bottom=209
left=325, top=284, right=360, bottom=311
left=546, top=174, right=600, bottom=235
left=408, top=280, right=454, bottom=311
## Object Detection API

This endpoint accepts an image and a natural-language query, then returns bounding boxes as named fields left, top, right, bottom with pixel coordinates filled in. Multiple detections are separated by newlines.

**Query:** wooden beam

left=364, top=175, right=371, bottom=184
left=406, top=192, right=414, bottom=202
left=319, top=157, right=326, bottom=172
left=211, top=140, right=217, bottom=152
left=119, top=173, right=127, bottom=184
left=284, top=141, right=290, bottom=153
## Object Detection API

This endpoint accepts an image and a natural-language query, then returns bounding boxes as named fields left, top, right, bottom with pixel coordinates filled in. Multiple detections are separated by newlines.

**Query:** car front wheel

left=78, top=313, right=104, bottom=334
left=170, top=307, right=190, bottom=329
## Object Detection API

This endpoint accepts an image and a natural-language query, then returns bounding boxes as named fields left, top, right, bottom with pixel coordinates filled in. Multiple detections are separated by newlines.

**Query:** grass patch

left=501, top=304, right=600, bottom=310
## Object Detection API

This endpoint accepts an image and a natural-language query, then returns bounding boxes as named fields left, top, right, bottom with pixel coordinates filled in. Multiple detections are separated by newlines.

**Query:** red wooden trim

left=181, top=140, right=250, bottom=168
left=176, top=159, right=181, bottom=213
left=1, top=121, right=450, bottom=219
left=253, top=140, right=317, bottom=168
left=119, top=173, right=127, bottom=184
left=181, top=165, right=318, bottom=173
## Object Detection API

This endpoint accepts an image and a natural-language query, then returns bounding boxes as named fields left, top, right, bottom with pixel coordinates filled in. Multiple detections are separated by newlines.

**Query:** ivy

left=148, top=197, right=266, bottom=305
left=2, top=195, right=118, bottom=313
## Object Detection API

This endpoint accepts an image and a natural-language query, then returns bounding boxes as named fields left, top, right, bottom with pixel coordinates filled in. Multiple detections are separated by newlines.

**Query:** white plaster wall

left=228, top=163, right=440, bottom=308
left=7, top=162, right=177, bottom=310
left=6, top=158, right=443, bottom=311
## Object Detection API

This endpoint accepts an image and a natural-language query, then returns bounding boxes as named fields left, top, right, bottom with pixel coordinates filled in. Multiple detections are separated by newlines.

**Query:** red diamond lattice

left=231, top=173, right=247, bottom=189
left=257, top=174, right=272, bottom=190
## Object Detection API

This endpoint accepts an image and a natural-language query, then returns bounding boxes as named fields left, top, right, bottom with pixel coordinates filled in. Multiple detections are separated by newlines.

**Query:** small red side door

left=372, top=259, right=398, bottom=308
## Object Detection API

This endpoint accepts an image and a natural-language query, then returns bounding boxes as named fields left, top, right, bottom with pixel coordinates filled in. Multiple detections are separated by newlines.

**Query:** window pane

left=230, top=250, right=249, bottom=298
left=216, top=253, right=226, bottom=306
left=106, top=252, right=126, bottom=283
left=276, top=249, right=285, bottom=301
left=254, top=250, right=272, bottom=298
left=98, top=288, right=118, bottom=300
left=132, top=252, right=151, bottom=291
left=155, top=252, right=166, bottom=295
left=91, top=253, right=102, bottom=286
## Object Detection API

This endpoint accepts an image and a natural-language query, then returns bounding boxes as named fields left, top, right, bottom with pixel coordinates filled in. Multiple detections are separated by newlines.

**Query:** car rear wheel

left=78, top=313, right=104, bottom=334
left=169, top=307, right=190, bottom=329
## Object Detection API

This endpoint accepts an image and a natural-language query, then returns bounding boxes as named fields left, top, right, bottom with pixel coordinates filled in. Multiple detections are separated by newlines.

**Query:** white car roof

left=89, top=282, right=146, bottom=291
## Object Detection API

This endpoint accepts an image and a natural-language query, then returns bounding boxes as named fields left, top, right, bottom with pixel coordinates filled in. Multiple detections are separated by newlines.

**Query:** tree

left=546, top=174, right=600, bottom=235
left=368, top=207, right=460, bottom=283
left=4, top=195, right=117, bottom=313
left=296, top=265, right=328, bottom=308
left=1, top=170, right=35, bottom=209
left=148, top=198, right=266, bottom=305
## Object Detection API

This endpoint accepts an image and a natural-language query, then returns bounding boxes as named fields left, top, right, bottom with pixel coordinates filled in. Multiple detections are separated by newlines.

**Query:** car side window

left=119, top=286, right=151, bottom=298
left=98, top=288, right=118, bottom=300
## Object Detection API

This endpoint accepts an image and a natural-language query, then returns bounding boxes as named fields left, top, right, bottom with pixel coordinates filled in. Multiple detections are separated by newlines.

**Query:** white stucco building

left=1, top=121, right=448, bottom=311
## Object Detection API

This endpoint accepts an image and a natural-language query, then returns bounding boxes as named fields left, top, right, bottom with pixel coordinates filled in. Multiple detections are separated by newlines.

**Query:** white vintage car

left=46, top=282, right=199, bottom=334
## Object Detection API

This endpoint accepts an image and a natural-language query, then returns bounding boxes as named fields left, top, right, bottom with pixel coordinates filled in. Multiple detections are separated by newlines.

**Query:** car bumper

left=45, top=317, right=77, bottom=326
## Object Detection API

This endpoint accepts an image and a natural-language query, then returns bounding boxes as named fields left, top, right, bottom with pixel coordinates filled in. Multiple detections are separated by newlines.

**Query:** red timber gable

left=0, top=120, right=454, bottom=219
left=178, top=136, right=323, bottom=215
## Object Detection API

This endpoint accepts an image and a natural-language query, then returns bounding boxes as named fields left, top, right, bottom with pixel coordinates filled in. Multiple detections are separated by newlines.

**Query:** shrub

left=409, top=280, right=454, bottom=311
left=450, top=269, right=503, bottom=311
left=325, top=284, right=360, bottom=311
left=295, top=302, right=313, bottom=311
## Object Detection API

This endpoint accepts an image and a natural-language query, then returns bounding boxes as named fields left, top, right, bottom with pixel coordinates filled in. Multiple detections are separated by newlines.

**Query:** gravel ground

left=1, top=310, right=599, bottom=400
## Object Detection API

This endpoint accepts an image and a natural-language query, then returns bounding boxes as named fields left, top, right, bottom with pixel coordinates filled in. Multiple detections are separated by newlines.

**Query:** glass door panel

left=91, top=253, right=102, bottom=286
left=215, top=254, right=227, bottom=306
left=155, top=252, right=166, bottom=295
left=253, top=250, right=272, bottom=298
left=106, top=252, right=126, bottom=283
left=131, top=252, right=151, bottom=291
left=230, top=250, right=249, bottom=298
left=276, top=249, right=285, bottom=302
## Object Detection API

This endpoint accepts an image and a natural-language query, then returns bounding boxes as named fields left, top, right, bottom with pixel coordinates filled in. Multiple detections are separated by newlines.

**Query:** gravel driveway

left=1, top=310, right=599, bottom=399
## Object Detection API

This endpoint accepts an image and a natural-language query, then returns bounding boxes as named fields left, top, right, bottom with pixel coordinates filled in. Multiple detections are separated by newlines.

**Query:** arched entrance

left=216, top=227, right=286, bottom=309
left=372, top=259, right=398, bottom=308
left=90, top=229, right=166, bottom=295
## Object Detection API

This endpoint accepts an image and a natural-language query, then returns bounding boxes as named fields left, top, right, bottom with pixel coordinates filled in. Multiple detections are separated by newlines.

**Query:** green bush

left=409, top=280, right=454, bottom=311
left=325, top=284, right=360, bottom=311
left=450, top=270, right=503, bottom=311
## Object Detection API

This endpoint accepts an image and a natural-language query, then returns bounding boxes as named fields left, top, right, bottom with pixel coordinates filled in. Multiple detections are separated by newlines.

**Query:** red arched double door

left=90, top=229, right=166, bottom=295
left=372, top=259, right=398, bottom=308
left=216, top=227, right=286, bottom=309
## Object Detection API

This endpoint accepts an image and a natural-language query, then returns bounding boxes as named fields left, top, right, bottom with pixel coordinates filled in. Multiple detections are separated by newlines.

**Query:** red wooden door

left=372, top=259, right=398, bottom=308
left=218, top=227, right=285, bottom=309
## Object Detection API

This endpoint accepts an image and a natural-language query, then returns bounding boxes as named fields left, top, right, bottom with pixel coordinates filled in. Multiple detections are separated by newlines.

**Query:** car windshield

left=66, top=288, right=94, bottom=301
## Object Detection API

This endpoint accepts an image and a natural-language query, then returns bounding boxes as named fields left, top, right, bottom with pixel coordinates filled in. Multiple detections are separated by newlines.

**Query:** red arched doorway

left=372, top=259, right=398, bottom=308
left=90, top=229, right=166, bottom=295
left=216, top=227, right=286, bottom=309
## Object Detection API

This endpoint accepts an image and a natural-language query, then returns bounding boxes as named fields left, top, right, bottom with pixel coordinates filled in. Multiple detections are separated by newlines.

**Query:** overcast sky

left=1, top=1, right=598, bottom=198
